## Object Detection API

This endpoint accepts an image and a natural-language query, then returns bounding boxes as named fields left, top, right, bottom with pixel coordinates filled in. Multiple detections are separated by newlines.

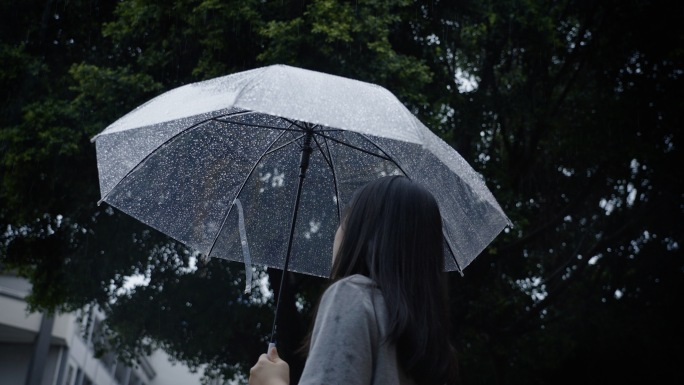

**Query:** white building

left=0, top=273, right=207, bottom=385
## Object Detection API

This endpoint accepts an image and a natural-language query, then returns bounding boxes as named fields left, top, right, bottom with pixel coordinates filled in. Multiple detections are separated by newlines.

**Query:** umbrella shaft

left=298, top=130, right=314, bottom=176
left=270, top=129, right=314, bottom=345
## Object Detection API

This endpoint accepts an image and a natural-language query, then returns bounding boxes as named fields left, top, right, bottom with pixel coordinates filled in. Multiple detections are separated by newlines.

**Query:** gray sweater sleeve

left=298, top=276, right=379, bottom=385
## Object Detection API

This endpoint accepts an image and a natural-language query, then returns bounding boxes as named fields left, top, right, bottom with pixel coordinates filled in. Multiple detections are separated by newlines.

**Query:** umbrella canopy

left=92, top=64, right=511, bottom=281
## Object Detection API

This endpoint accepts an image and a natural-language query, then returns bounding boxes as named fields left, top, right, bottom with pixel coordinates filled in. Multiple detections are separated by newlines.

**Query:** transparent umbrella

left=91, top=64, right=512, bottom=346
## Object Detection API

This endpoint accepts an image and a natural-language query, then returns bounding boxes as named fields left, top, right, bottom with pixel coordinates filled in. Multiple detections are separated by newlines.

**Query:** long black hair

left=329, top=175, right=459, bottom=385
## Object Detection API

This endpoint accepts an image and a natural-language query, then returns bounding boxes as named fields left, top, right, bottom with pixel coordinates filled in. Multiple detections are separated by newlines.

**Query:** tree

left=409, top=0, right=684, bottom=383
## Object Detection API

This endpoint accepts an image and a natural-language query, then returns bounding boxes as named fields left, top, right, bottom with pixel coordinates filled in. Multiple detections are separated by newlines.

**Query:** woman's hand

left=249, top=346, right=290, bottom=385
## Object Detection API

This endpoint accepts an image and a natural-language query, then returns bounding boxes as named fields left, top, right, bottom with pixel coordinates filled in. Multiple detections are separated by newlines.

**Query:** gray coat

left=299, top=274, right=417, bottom=385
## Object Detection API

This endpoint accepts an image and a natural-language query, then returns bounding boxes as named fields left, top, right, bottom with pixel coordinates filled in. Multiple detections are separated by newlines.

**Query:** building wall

left=0, top=274, right=209, bottom=385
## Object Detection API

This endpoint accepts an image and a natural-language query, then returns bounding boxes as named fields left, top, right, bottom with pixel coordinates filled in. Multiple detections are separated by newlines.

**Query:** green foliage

left=102, top=0, right=265, bottom=82
left=257, top=0, right=431, bottom=106
left=69, top=63, right=163, bottom=132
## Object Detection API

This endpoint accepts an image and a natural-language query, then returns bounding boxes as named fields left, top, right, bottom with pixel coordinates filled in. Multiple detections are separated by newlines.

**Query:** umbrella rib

left=317, top=130, right=459, bottom=272
left=315, top=132, right=393, bottom=162
left=205, top=129, right=290, bottom=259
left=316, top=131, right=409, bottom=177
left=263, top=133, right=306, bottom=157
left=334, top=131, right=460, bottom=272
left=355, top=132, right=411, bottom=176
left=215, top=116, right=307, bottom=133
left=215, top=114, right=305, bottom=154
left=98, top=114, right=226, bottom=205
left=443, top=231, right=463, bottom=275
left=99, top=112, right=299, bottom=205
left=311, top=133, right=334, bottom=170
left=311, top=133, right=342, bottom=221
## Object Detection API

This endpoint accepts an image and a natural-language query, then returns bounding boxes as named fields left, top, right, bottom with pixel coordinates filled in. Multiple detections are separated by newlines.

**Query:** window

left=63, top=365, right=74, bottom=385
left=114, top=361, right=129, bottom=384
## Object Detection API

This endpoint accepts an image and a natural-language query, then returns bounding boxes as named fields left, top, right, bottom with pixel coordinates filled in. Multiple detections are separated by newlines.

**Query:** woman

left=249, top=175, right=459, bottom=385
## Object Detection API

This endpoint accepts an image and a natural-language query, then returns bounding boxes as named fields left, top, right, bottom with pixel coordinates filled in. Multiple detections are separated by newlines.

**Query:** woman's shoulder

left=328, top=274, right=378, bottom=293
left=316, top=274, right=383, bottom=332
left=319, top=274, right=380, bottom=304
